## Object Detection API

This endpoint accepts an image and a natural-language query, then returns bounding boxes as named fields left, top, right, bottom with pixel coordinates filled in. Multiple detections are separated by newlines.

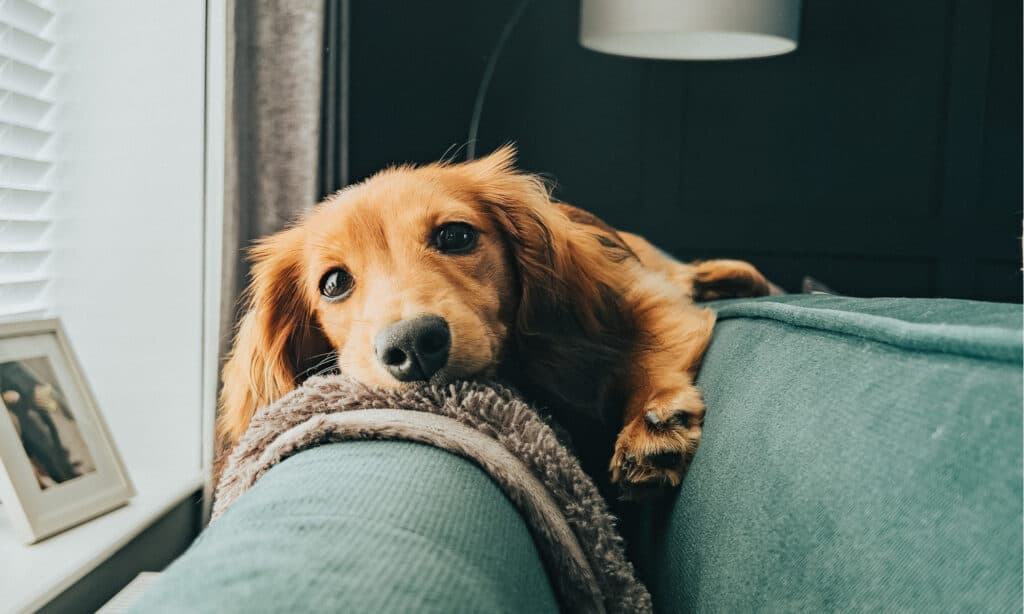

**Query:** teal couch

left=134, top=295, right=1022, bottom=613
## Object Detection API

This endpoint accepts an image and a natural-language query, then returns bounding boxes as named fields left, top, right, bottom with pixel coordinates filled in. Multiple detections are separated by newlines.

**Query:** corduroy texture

left=212, top=377, right=652, bottom=614
left=636, top=295, right=1023, bottom=613
left=215, top=409, right=603, bottom=611
left=130, top=441, right=561, bottom=613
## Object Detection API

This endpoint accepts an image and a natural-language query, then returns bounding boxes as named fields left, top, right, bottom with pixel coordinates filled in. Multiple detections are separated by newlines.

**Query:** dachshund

left=217, top=146, right=769, bottom=497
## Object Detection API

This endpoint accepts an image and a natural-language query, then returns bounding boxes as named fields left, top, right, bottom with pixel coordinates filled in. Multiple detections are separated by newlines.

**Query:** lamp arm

left=466, top=0, right=535, bottom=160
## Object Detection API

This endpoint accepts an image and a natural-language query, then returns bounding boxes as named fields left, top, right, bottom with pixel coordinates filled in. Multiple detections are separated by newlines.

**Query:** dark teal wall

left=341, top=0, right=1021, bottom=302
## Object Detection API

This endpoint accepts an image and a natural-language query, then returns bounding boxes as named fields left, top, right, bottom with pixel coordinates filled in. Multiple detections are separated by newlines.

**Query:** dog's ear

left=217, top=226, right=331, bottom=458
left=456, top=147, right=566, bottom=320
left=455, top=146, right=635, bottom=419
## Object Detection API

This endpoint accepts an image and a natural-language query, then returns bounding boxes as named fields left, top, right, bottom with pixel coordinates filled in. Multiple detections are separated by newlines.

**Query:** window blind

left=0, top=0, right=53, bottom=321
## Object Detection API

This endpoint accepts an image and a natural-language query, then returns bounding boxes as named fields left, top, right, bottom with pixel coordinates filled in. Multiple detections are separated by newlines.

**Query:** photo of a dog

left=0, top=358, right=96, bottom=490
left=217, top=146, right=769, bottom=497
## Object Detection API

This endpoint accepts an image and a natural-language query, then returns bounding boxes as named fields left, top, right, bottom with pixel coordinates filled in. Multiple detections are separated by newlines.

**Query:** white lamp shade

left=580, top=0, right=802, bottom=61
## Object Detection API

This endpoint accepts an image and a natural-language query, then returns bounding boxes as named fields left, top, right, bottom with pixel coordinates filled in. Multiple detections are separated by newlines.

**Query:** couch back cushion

left=639, top=296, right=1022, bottom=612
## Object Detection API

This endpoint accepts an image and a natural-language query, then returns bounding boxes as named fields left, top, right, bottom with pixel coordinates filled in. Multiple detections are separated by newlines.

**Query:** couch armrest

left=131, top=441, right=559, bottom=613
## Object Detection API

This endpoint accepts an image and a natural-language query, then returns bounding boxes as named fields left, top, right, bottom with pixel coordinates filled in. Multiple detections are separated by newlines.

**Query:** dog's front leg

left=609, top=293, right=716, bottom=499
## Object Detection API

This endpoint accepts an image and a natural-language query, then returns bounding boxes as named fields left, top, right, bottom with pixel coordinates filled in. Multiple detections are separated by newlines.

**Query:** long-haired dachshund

left=218, top=146, right=768, bottom=496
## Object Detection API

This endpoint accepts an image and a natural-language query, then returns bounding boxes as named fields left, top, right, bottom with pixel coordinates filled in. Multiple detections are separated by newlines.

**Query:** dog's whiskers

left=312, top=364, right=340, bottom=378
left=307, top=353, right=337, bottom=370
left=298, top=351, right=340, bottom=382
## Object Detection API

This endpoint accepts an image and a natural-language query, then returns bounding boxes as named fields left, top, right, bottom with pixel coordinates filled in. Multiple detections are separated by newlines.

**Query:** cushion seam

left=714, top=304, right=1022, bottom=364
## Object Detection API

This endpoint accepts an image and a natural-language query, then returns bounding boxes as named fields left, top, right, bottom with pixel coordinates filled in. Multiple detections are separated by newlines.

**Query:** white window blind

left=0, top=0, right=54, bottom=321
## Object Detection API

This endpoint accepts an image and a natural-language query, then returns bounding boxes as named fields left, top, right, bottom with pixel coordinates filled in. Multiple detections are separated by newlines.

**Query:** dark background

left=325, top=0, right=1022, bottom=302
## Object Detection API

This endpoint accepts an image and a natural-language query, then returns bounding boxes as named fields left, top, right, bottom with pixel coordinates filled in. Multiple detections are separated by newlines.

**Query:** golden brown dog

left=217, top=146, right=768, bottom=496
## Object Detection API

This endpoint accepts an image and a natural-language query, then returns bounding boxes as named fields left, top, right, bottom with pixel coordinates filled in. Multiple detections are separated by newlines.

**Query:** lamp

left=580, top=0, right=801, bottom=61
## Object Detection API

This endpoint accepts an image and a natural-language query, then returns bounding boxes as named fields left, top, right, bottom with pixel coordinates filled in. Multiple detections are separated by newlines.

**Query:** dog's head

left=218, top=146, right=633, bottom=445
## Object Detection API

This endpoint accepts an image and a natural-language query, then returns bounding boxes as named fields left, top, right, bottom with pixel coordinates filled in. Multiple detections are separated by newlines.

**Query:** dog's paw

left=692, top=259, right=771, bottom=301
left=610, top=403, right=702, bottom=500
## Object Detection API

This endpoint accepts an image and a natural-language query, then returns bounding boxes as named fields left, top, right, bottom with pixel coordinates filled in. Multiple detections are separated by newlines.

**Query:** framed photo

left=0, top=319, right=134, bottom=544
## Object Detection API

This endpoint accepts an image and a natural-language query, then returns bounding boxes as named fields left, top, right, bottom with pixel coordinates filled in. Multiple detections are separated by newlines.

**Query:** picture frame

left=0, top=319, right=134, bottom=544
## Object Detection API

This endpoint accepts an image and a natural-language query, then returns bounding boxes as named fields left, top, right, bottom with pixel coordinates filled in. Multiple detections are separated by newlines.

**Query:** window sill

left=0, top=467, right=203, bottom=613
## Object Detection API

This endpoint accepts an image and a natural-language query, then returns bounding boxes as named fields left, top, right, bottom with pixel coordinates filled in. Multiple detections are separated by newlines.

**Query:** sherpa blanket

left=214, top=375, right=652, bottom=614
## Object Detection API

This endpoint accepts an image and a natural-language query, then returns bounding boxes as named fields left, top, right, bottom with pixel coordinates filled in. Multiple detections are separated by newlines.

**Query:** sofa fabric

left=210, top=375, right=652, bottom=613
left=131, top=441, right=560, bottom=613
left=639, top=296, right=1022, bottom=613
left=133, top=295, right=1020, bottom=613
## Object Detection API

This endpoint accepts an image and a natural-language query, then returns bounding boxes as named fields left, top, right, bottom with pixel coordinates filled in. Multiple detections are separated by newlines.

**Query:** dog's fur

left=217, top=147, right=769, bottom=494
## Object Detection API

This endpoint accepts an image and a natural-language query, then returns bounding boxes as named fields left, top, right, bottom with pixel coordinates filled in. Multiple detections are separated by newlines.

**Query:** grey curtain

left=222, top=0, right=325, bottom=356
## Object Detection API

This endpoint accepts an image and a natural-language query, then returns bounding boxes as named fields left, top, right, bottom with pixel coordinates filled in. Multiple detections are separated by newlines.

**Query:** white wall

left=53, top=1, right=207, bottom=481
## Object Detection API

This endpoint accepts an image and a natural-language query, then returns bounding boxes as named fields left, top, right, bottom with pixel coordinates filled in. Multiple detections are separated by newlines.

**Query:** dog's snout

left=374, top=315, right=451, bottom=382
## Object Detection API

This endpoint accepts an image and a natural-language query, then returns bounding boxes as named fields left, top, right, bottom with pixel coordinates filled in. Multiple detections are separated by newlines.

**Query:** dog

left=217, top=146, right=769, bottom=497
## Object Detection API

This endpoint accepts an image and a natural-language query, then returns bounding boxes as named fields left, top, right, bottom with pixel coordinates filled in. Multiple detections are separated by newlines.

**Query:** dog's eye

left=319, top=268, right=354, bottom=301
left=434, top=222, right=477, bottom=254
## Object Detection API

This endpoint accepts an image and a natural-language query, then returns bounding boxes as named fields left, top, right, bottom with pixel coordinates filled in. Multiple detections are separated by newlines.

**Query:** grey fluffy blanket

left=214, top=375, right=652, bottom=614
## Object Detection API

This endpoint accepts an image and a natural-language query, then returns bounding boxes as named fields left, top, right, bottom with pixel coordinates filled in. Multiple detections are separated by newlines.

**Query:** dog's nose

left=374, top=315, right=451, bottom=382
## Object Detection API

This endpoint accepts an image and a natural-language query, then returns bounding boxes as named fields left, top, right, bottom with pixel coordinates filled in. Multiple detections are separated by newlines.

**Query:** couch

left=132, top=295, right=1023, bottom=612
